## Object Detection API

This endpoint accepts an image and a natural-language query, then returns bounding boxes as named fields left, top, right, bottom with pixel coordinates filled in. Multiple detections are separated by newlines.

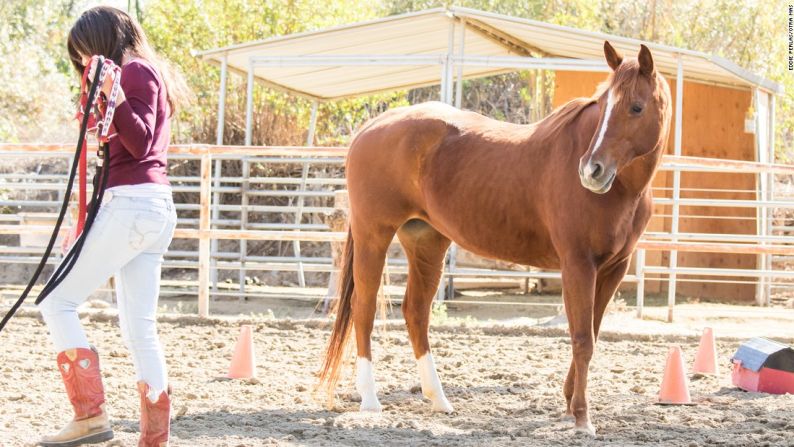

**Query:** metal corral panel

left=196, top=7, right=782, bottom=100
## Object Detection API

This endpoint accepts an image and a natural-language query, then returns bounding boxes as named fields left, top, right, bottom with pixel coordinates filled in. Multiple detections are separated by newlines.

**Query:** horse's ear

left=603, top=41, right=623, bottom=71
left=638, top=44, right=655, bottom=76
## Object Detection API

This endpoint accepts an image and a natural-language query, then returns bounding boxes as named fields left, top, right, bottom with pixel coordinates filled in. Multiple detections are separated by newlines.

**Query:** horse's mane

left=533, top=97, right=597, bottom=140
left=532, top=76, right=618, bottom=141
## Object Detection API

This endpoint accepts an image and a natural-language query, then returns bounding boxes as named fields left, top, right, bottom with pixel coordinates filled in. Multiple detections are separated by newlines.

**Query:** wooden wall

left=553, top=71, right=757, bottom=301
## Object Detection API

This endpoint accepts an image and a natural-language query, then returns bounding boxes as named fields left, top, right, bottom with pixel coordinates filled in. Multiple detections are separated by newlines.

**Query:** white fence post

left=635, top=248, right=646, bottom=318
left=455, top=18, right=466, bottom=108
left=211, top=56, right=228, bottom=290
left=766, top=95, right=776, bottom=305
left=198, top=151, right=212, bottom=318
left=667, top=56, right=684, bottom=323
left=240, top=157, right=249, bottom=298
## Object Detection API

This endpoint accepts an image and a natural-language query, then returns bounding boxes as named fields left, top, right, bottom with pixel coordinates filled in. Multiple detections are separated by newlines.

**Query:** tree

left=0, top=0, right=85, bottom=142
left=0, top=0, right=789, bottom=157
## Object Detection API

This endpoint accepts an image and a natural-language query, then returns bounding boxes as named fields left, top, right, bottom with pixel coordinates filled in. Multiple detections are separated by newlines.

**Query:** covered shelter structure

left=195, top=7, right=782, bottom=303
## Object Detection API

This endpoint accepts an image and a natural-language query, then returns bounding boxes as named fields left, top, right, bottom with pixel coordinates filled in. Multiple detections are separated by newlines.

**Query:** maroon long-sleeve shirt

left=107, top=59, right=170, bottom=188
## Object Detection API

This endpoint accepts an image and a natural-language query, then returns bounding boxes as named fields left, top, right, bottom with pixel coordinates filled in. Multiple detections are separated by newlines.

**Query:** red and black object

left=731, top=337, right=794, bottom=395
left=0, top=56, right=112, bottom=333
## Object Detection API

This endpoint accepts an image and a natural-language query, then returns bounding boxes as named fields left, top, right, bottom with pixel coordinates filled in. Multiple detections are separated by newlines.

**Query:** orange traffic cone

left=692, top=327, right=718, bottom=375
left=227, top=325, right=256, bottom=379
left=657, top=346, right=693, bottom=405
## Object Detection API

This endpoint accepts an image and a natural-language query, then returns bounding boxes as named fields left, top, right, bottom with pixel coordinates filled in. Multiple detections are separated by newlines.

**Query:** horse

left=319, top=41, right=672, bottom=435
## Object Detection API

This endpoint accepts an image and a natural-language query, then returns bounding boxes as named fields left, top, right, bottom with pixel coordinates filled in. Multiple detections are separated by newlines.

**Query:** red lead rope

left=74, top=56, right=121, bottom=235
left=78, top=141, right=87, bottom=233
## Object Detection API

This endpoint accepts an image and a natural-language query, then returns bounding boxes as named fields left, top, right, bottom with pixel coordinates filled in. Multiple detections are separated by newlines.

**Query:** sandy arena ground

left=1, top=296, right=794, bottom=447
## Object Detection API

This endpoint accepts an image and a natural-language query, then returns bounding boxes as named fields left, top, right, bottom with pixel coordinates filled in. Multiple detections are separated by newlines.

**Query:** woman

left=38, top=6, right=187, bottom=447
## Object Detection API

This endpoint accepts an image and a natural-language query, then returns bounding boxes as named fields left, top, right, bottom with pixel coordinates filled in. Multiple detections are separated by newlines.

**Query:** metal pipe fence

left=0, top=143, right=792, bottom=321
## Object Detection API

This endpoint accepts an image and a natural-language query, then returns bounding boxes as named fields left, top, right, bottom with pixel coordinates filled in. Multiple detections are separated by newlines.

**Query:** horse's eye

left=631, top=104, right=644, bottom=114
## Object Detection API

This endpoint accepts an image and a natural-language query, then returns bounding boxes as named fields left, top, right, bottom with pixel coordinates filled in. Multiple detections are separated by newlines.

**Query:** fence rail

left=0, top=143, right=792, bottom=321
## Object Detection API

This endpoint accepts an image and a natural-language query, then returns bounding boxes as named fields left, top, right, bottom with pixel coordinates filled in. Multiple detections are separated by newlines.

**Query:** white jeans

left=39, top=185, right=176, bottom=397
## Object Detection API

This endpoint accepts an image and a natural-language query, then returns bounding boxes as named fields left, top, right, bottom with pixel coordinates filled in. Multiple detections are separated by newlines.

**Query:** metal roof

left=195, top=7, right=783, bottom=100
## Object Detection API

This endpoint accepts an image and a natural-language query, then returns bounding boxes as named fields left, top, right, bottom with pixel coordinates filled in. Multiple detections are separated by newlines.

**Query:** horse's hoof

left=573, top=421, right=596, bottom=437
left=359, top=398, right=382, bottom=413
left=431, top=398, right=454, bottom=414
left=560, top=412, right=575, bottom=422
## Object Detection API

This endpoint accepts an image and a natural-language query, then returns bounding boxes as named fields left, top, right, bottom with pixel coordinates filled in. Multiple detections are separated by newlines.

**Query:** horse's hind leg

left=397, top=220, right=453, bottom=413
left=351, top=224, right=393, bottom=412
left=592, top=258, right=631, bottom=338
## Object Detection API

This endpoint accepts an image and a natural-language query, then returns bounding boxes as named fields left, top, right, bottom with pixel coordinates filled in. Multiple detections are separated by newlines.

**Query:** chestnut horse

left=320, top=41, right=671, bottom=435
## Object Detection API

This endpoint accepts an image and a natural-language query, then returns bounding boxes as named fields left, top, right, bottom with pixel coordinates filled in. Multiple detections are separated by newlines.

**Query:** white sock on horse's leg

left=355, top=357, right=382, bottom=412
left=417, top=353, right=453, bottom=413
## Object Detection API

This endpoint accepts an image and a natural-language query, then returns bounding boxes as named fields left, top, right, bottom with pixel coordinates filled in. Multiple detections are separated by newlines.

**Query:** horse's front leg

left=563, top=257, right=631, bottom=421
left=560, top=259, right=597, bottom=436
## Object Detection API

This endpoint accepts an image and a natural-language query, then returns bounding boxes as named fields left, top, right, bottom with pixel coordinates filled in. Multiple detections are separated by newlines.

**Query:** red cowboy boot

left=137, top=381, right=171, bottom=447
left=39, top=347, right=114, bottom=446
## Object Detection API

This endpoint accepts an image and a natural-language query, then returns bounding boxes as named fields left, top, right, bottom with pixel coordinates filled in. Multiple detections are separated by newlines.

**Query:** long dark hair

left=67, top=6, right=189, bottom=116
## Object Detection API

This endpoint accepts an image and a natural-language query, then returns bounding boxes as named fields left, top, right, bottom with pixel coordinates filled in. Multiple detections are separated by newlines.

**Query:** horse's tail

left=318, top=227, right=355, bottom=402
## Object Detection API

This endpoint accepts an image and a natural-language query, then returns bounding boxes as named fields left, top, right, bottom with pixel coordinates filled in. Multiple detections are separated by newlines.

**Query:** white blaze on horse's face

left=580, top=88, right=621, bottom=194
left=355, top=357, right=382, bottom=412
left=417, top=353, right=454, bottom=413
left=590, top=89, right=617, bottom=157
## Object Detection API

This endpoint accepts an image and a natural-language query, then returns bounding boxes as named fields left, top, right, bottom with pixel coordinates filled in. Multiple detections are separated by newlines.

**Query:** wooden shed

left=554, top=71, right=776, bottom=301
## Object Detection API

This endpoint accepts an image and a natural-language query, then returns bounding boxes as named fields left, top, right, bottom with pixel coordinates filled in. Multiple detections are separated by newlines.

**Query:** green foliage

left=430, top=301, right=449, bottom=324
left=429, top=300, right=476, bottom=326
left=142, top=0, right=390, bottom=144
left=0, top=0, right=85, bottom=142
left=0, top=0, right=790, bottom=157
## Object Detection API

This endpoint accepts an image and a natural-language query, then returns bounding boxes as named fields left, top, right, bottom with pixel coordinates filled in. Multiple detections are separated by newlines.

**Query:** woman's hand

left=86, top=58, right=126, bottom=104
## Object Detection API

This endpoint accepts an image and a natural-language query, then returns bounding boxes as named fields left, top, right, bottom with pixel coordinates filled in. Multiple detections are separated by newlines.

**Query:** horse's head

left=579, top=41, right=672, bottom=194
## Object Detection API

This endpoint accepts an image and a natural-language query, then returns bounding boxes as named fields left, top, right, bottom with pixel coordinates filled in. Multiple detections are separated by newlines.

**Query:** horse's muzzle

left=579, top=158, right=616, bottom=194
